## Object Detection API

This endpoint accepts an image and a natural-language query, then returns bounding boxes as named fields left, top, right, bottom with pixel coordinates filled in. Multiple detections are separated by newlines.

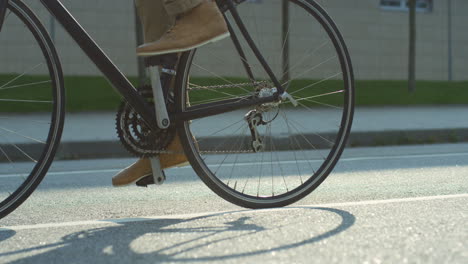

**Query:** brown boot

left=112, top=135, right=188, bottom=187
left=136, top=1, right=229, bottom=56
left=112, top=158, right=152, bottom=187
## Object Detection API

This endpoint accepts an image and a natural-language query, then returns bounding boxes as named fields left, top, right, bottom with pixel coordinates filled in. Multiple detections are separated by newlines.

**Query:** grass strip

left=0, top=74, right=466, bottom=113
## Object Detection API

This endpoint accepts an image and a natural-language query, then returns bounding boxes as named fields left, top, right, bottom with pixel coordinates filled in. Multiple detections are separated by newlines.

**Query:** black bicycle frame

left=4, top=0, right=284, bottom=130
left=0, top=0, right=8, bottom=30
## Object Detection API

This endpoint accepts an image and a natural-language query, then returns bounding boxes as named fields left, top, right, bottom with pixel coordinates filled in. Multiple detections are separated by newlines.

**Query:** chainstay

left=188, top=81, right=269, bottom=91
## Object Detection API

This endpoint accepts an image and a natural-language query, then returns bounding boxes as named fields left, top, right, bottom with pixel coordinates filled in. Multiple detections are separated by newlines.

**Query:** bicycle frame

left=0, top=0, right=284, bottom=130
left=0, top=0, right=7, bottom=30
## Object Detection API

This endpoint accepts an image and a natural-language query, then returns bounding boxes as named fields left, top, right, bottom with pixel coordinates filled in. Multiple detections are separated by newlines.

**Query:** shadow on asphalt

left=0, top=229, right=16, bottom=243
left=25, top=154, right=468, bottom=191
left=0, top=207, right=355, bottom=263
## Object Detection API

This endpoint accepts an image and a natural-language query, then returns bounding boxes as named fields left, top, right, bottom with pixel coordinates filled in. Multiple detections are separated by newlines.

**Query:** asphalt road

left=0, top=143, right=467, bottom=263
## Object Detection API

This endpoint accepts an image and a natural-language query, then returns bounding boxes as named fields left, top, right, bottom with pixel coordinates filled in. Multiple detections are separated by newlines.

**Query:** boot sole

left=112, top=161, right=190, bottom=187
left=112, top=173, right=153, bottom=187
left=137, top=32, right=230, bottom=57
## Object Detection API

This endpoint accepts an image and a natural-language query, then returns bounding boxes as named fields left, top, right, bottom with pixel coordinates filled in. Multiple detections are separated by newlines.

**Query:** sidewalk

left=4, top=106, right=468, bottom=160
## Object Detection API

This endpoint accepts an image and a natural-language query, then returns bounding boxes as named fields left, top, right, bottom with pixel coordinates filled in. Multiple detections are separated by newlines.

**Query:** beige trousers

left=135, top=0, right=204, bottom=43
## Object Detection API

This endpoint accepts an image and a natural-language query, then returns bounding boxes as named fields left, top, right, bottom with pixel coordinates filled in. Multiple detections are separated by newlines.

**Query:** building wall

left=318, top=0, right=467, bottom=80
left=1, top=0, right=138, bottom=77
left=0, top=0, right=466, bottom=80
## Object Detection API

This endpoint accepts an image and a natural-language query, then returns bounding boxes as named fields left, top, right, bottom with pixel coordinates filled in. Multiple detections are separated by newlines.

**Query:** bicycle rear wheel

left=175, top=0, right=354, bottom=208
left=0, top=0, right=65, bottom=219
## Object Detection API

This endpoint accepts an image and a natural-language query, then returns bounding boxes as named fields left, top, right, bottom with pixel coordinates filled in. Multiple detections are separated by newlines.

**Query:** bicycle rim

left=0, top=0, right=65, bottom=219
left=176, top=0, right=354, bottom=208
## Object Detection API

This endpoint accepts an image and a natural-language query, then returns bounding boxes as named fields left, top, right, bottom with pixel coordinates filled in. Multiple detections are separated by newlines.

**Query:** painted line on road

left=339, top=152, right=468, bottom=162
left=0, top=169, right=121, bottom=178
left=1, top=152, right=468, bottom=178
left=1, top=193, right=467, bottom=232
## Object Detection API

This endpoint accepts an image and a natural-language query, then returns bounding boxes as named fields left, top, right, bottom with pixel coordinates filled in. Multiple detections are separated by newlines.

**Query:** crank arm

left=149, top=66, right=170, bottom=129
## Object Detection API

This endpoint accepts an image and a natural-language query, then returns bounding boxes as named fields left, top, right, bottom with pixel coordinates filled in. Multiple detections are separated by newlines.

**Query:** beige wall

left=1, top=0, right=466, bottom=80
left=318, top=0, right=467, bottom=81
left=0, top=0, right=138, bottom=76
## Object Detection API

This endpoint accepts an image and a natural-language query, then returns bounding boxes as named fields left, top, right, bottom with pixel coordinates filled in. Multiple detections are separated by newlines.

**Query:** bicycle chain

left=187, top=81, right=273, bottom=154
left=116, top=81, right=271, bottom=157
left=188, top=81, right=269, bottom=91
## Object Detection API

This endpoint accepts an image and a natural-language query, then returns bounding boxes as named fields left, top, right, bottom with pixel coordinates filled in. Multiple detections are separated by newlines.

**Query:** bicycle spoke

left=196, top=48, right=256, bottom=83
left=0, top=126, right=46, bottom=144
left=292, top=98, right=343, bottom=110
left=284, top=57, right=339, bottom=89
left=192, top=63, right=253, bottom=95
left=289, top=72, right=343, bottom=96
left=189, top=93, right=249, bottom=105
left=180, top=0, right=353, bottom=206
left=0, top=145, right=13, bottom=163
left=289, top=115, right=335, bottom=148
left=0, top=2, right=65, bottom=219
left=256, top=122, right=270, bottom=197
left=0, top=133, right=37, bottom=163
left=280, top=110, right=305, bottom=184
left=0, top=116, right=51, bottom=125
left=189, top=82, right=254, bottom=104
left=282, top=40, right=329, bottom=81
left=227, top=126, right=249, bottom=187
left=0, top=63, right=43, bottom=89
left=270, top=126, right=289, bottom=193
left=0, top=80, right=52, bottom=91
left=0, top=98, right=53, bottom=103
left=195, top=118, right=245, bottom=146
left=209, top=121, right=246, bottom=160
left=294, top=90, right=345, bottom=102
left=213, top=125, right=248, bottom=176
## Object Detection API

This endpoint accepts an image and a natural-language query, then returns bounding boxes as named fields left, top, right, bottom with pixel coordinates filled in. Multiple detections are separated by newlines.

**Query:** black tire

left=175, top=0, right=354, bottom=208
left=0, top=0, right=65, bottom=219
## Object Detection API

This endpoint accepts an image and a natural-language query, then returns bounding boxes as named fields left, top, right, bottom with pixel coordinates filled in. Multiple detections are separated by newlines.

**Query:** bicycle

left=0, top=0, right=354, bottom=219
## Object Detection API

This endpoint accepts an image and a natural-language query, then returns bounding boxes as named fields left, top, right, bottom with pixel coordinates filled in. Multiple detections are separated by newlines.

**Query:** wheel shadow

left=0, top=228, right=16, bottom=243
left=0, top=207, right=355, bottom=263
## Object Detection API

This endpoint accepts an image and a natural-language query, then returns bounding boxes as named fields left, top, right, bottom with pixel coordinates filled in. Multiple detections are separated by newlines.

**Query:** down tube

left=40, top=0, right=159, bottom=131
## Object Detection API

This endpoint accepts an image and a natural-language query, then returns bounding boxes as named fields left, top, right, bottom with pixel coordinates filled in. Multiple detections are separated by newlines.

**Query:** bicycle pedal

left=136, top=175, right=155, bottom=187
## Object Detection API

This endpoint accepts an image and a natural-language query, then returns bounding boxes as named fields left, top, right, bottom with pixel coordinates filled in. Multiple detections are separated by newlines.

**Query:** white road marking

left=1, top=152, right=468, bottom=178
left=0, top=169, right=121, bottom=178
left=340, top=152, right=468, bottom=162
left=1, top=193, right=466, bottom=232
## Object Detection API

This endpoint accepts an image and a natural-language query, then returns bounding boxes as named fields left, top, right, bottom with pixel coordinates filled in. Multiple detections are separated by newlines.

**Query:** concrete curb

left=49, top=128, right=468, bottom=160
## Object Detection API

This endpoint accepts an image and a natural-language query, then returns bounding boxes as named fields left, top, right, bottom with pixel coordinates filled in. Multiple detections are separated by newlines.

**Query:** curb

left=49, top=128, right=468, bottom=160
left=3, top=129, right=465, bottom=161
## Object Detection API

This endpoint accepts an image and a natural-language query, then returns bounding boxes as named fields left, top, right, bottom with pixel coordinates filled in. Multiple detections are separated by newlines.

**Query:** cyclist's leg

left=112, top=0, right=187, bottom=187
left=135, top=0, right=175, bottom=43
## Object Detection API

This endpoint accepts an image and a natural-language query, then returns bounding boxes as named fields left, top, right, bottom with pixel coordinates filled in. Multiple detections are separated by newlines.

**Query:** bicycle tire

left=0, top=0, right=65, bottom=219
left=175, top=0, right=354, bottom=208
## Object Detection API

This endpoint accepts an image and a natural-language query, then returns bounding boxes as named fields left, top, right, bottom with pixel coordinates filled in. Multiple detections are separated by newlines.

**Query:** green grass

left=0, top=74, right=466, bottom=113
left=0, top=75, right=133, bottom=113
left=354, top=80, right=468, bottom=106
left=64, top=75, right=129, bottom=111
left=189, top=78, right=468, bottom=107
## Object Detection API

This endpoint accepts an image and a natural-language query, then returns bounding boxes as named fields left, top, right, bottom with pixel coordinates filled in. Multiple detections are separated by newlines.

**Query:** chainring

left=115, top=85, right=176, bottom=157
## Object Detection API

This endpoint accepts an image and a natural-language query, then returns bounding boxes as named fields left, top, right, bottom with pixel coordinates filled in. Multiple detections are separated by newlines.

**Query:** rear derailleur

left=244, top=110, right=265, bottom=153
